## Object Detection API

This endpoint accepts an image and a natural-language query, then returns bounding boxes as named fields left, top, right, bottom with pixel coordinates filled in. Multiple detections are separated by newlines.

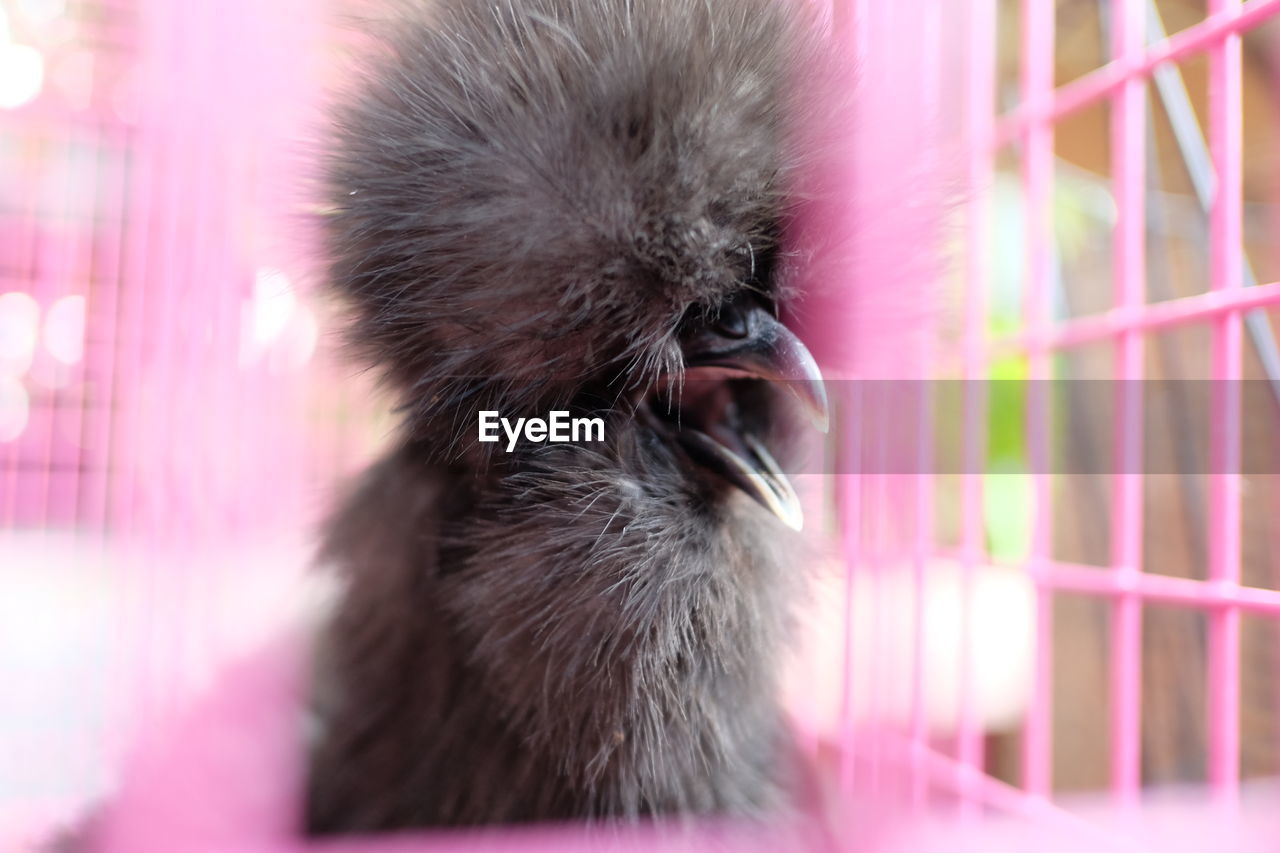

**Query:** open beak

left=668, top=301, right=828, bottom=531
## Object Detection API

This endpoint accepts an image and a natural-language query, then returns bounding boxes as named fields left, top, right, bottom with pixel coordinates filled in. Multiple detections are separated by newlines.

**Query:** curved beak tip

left=803, top=382, right=830, bottom=435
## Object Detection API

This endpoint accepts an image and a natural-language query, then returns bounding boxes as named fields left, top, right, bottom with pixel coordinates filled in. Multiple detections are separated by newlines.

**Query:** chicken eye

left=676, top=291, right=775, bottom=347
left=712, top=300, right=750, bottom=339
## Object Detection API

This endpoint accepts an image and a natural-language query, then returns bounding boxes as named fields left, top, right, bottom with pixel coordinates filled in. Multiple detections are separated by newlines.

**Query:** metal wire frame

left=944, top=0, right=1280, bottom=813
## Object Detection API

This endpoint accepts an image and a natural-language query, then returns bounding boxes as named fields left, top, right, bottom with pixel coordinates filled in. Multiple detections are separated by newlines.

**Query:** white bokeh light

left=251, top=268, right=296, bottom=346
left=284, top=305, right=318, bottom=370
left=242, top=268, right=307, bottom=367
left=0, top=44, right=44, bottom=109
left=43, top=294, right=86, bottom=365
left=14, top=0, right=68, bottom=26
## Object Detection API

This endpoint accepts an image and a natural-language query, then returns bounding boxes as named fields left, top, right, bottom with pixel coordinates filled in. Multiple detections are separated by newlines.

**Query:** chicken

left=306, top=0, right=833, bottom=831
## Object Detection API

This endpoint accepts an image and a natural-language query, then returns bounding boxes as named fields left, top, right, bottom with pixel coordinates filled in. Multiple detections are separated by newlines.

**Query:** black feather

left=308, top=0, right=829, bottom=832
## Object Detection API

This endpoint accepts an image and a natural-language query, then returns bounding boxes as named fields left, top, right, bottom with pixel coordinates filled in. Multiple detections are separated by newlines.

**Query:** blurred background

left=0, top=0, right=397, bottom=835
left=1, top=0, right=1278, bottom=846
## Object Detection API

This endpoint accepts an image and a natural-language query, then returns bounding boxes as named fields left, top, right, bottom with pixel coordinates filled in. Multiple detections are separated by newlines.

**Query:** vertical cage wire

left=1018, top=0, right=1058, bottom=801
left=959, top=0, right=996, bottom=817
left=960, top=0, right=1280, bottom=819
left=1204, top=0, right=1245, bottom=801
left=1108, top=0, right=1145, bottom=808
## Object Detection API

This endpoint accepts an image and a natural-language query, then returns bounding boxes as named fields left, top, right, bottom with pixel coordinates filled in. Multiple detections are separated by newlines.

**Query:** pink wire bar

left=909, top=0, right=943, bottom=810
left=833, top=0, right=864, bottom=800
left=854, top=732, right=1127, bottom=843
left=957, top=0, right=996, bottom=817
left=906, top=742, right=1127, bottom=845
left=1206, top=0, right=1245, bottom=803
left=837, top=390, right=864, bottom=797
left=993, top=0, right=1280, bottom=149
left=1020, top=560, right=1280, bottom=617
left=1019, top=0, right=1055, bottom=799
left=930, top=547, right=1280, bottom=615
left=989, top=280, right=1280, bottom=357
left=1108, top=0, right=1145, bottom=808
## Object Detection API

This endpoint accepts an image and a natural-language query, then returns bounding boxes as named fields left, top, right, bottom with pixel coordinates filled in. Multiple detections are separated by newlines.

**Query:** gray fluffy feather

left=308, top=0, right=828, bottom=832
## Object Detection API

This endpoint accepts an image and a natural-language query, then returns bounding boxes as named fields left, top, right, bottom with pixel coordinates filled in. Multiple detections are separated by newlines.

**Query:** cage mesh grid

left=1, top=0, right=1279, bottom=848
left=919, top=0, right=1280, bottom=816
left=0, top=0, right=390, bottom=833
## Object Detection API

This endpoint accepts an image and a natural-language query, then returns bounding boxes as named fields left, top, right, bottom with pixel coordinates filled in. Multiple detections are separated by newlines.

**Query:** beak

left=670, top=302, right=827, bottom=531
left=680, top=306, right=829, bottom=433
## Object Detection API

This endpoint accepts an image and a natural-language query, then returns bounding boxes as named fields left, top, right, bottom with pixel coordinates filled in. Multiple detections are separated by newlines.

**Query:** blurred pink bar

left=909, top=0, right=942, bottom=808
left=837, top=383, right=864, bottom=797
left=958, top=0, right=995, bottom=817
left=1206, top=0, right=1245, bottom=802
left=898, top=737, right=1120, bottom=844
left=1021, top=560, right=1280, bottom=616
left=832, top=0, right=863, bottom=801
left=1018, top=0, right=1055, bottom=800
left=1108, top=0, right=1145, bottom=808
left=990, top=281, right=1280, bottom=356
left=993, top=0, right=1280, bottom=149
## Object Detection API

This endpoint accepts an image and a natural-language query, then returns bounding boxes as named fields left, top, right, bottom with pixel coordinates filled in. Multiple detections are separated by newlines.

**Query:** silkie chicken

left=306, top=0, right=838, bottom=832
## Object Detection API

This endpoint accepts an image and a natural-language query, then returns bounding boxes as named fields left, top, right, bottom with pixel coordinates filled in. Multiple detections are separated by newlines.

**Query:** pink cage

left=2, top=0, right=1279, bottom=850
